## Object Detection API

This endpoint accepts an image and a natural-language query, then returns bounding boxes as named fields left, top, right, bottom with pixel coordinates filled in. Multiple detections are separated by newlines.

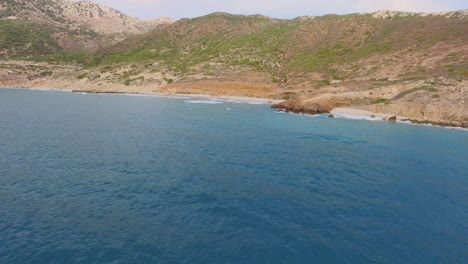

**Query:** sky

left=89, top=0, right=468, bottom=19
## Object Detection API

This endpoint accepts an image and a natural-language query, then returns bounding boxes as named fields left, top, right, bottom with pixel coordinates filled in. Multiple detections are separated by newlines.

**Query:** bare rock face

left=0, top=0, right=173, bottom=35
left=59, top=1, right=174, bottom=36
left=272, top=99, right=320, bottom=115
left=367, top=102, right=468, bottom=128
left=372, top=9, right=468, bottom=20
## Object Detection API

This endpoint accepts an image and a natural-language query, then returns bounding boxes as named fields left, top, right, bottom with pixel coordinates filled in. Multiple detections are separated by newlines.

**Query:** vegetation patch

left=373, top=98, right=392, bottom=104
left=40, top=71, right=53, bottom=77
left=0, top=20, right=59, bottom=58
left=317, top=80, right=331, bottom=89
left=453, top=69, right=468, bottom=78
left=76, top=73, right=87, bottom=79
left=393, top=86, right=438, bottom=100
left=89, top=74, right=101, bottom=81
left=276, top=92, right=299, bottom=100
left=123, top=76, right=145, bottom=86
left=163, top=77, right=174, bottom=84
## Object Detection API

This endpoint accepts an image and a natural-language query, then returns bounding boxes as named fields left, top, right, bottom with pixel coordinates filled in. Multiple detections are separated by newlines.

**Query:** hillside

left=93, top=11, right=467, bottom=85
left=0, top=0, right=174, bottom=60
left=0, top=7, right=467, bottom=127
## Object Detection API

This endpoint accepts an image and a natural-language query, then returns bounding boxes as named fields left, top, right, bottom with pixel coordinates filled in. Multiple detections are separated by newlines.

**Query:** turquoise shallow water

left=0, top=89, right=467, bottom=264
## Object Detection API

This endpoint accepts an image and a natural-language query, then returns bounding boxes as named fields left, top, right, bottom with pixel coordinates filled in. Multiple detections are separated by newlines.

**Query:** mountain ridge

left=371, top=9, right=468, bottom=20
left=95, top=10, right=467, bottom=82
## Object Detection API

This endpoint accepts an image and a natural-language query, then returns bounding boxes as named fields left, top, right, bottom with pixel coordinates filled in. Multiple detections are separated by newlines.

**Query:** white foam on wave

left=333, top=114, right=468, bottom=131
left=121, top=93, right=146, bottom=97
left=121, top=93, right=191, bottom=100
left=448, top=127, right=468, bottom=132
left=183, top=98, right=268, bottom=105
left=184, top=100, right=224, bottom=104
left=216, top=99, right=245, bottom=104
left=333, top=113, right=386, bottom=122
left=155, top=95, right=191, bottom=99
left=209, top=99, right=268, bottom=105
left=402, top=121, right=468, bottom=131
left=247, top=101, right=268, bottom=105
left=274, top=110, right=320, bottom=117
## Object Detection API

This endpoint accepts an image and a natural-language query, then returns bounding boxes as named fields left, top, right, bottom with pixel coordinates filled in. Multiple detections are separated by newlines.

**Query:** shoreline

left=273, top=105, right=467, bottom=130
left=331, top=107, right=400, bottom=121
left=2, top=86, right=466, bottom=131
left=0, top=86, right=284, bottom=105
left=331, top=107, right=468, bottom=131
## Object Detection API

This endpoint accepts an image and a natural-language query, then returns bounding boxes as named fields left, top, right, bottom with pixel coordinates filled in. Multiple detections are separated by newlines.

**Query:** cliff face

left=366, top=103, right=468, bottom=127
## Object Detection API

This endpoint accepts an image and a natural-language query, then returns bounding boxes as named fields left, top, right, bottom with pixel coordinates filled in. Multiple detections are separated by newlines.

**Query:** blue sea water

left=0, top=88, right=467, bottom=264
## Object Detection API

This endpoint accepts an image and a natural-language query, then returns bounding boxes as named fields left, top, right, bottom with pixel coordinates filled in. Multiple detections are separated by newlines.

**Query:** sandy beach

left=331, top=107, right=403, bottom=121
left=0, top=86, right=284, bottom=105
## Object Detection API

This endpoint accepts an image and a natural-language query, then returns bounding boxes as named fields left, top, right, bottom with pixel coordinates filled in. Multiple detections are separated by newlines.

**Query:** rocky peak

left=372, top=9, right=468, bottom=20
left=0, top=0, right=175, bottom=55
left=0, top=0, right=175, bottom=35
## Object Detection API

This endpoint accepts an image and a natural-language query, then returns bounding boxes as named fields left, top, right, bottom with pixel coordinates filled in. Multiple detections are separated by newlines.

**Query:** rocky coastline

left=1, top=60, right=466, bottom=129
left=272, top=98, right=468, bottom=129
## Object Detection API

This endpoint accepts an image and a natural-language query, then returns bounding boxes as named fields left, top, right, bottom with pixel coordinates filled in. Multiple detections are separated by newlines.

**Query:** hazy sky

left=89, top=0, right=468, bottom=19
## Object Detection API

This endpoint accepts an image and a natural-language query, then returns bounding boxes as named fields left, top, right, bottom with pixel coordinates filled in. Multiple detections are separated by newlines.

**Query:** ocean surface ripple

left=0, top=89, right=467, bottom=264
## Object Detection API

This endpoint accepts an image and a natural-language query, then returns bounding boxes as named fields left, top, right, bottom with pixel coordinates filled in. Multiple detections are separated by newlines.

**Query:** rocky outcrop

left=272, top=79, right=468, bottom=128
left=366, top=102, right=468, bottom=128
left=274, top=96, right=468, bottom=128
left=272, top=94, right=372, bottom=115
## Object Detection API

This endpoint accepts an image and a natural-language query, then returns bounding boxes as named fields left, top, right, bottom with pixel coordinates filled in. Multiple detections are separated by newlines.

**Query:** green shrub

left=393, top=86, right=438, bottom=100
left=76, top=73, right=87, bottom=79
left=164, top=77, right=174, bottom=84
left=316, top=80, right=331, bottom=89
left=40, top=71, right=53, bottom=77
left=278, top=92, right=299, bottom=100
left=373, top=98, right=392, bottom=104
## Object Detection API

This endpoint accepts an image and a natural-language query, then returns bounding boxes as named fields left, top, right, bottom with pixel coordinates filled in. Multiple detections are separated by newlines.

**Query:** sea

left=0, top=88, right=467, bottom=264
